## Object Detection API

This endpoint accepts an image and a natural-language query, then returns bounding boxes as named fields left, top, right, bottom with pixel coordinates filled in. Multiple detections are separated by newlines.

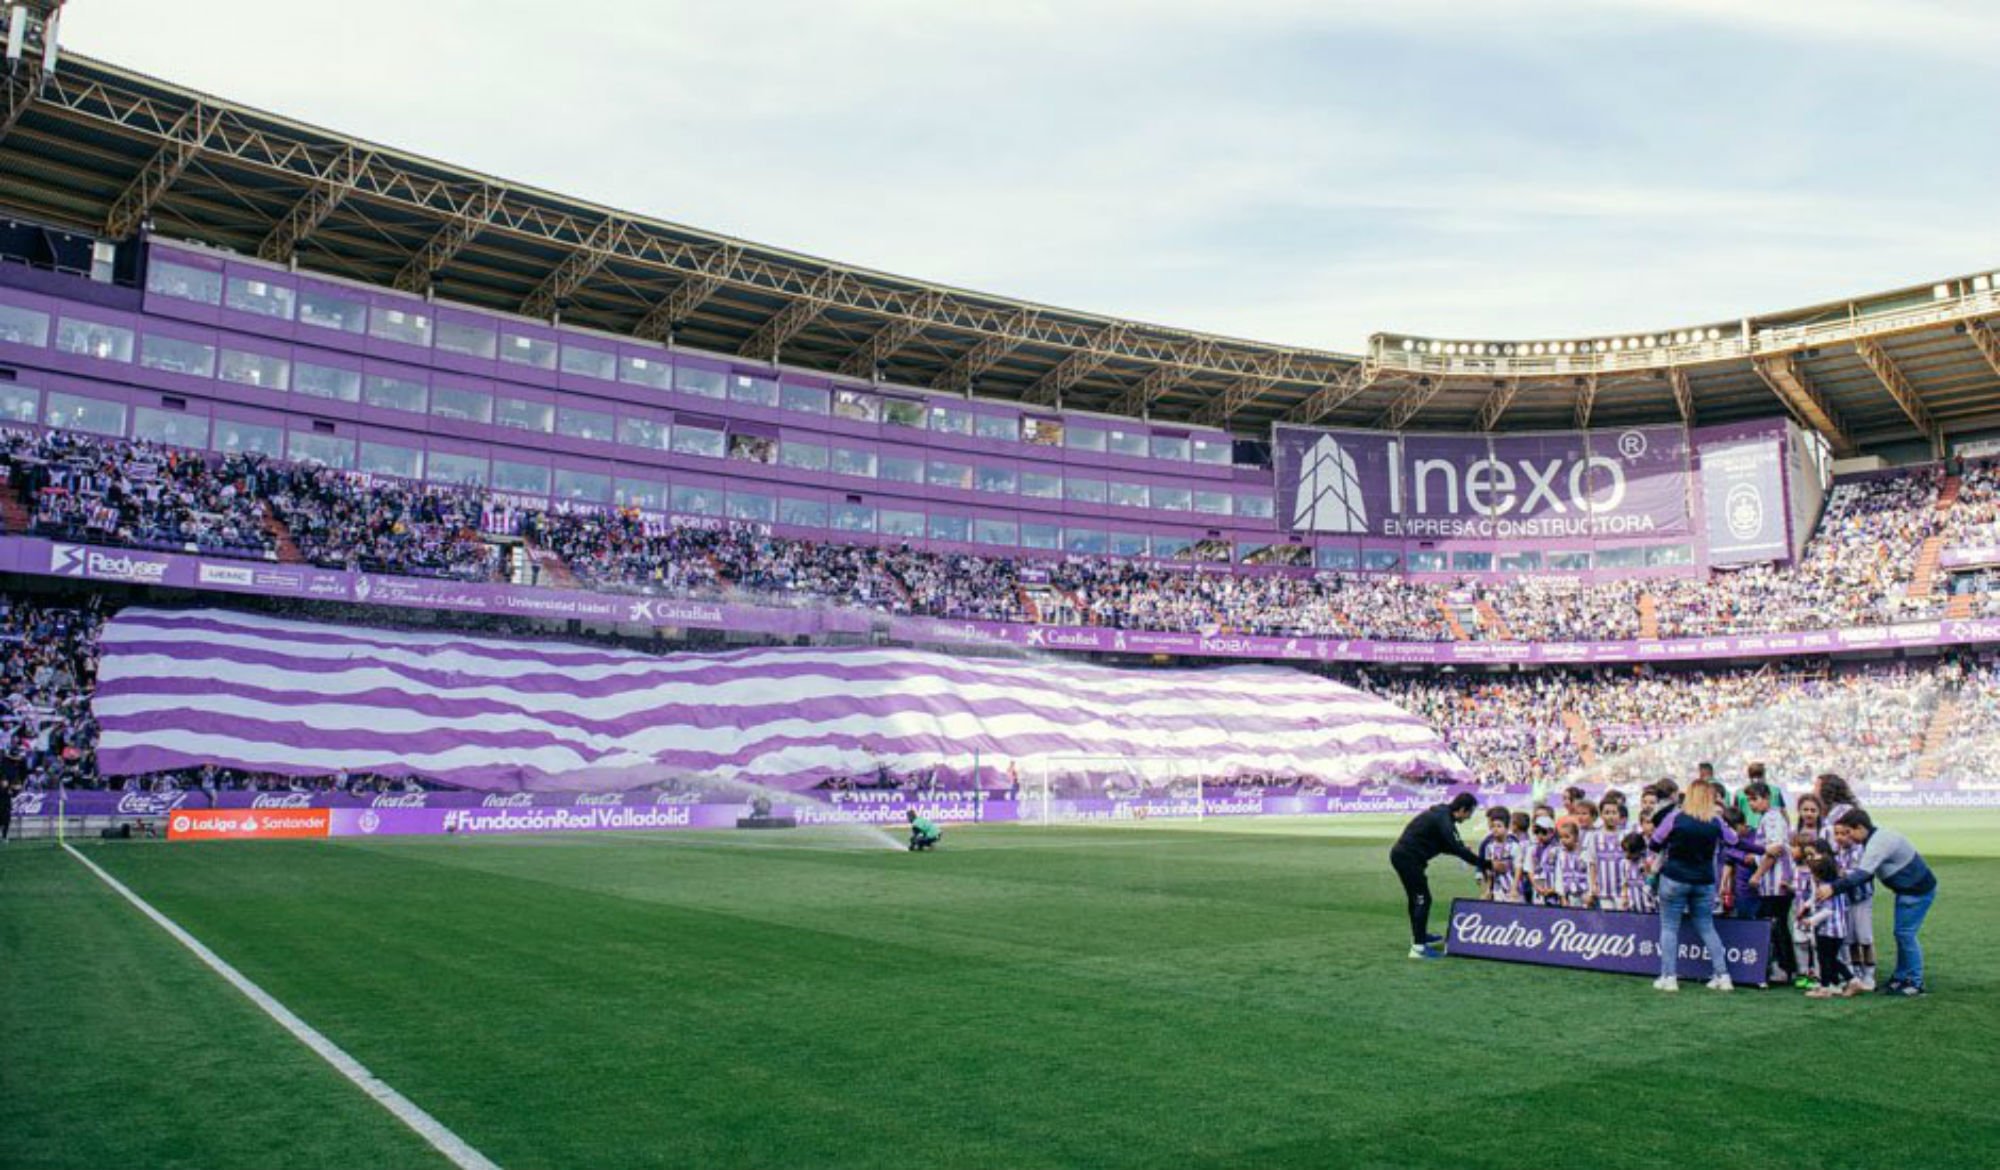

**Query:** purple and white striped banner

left=93, top=608, right=1467, bottom=792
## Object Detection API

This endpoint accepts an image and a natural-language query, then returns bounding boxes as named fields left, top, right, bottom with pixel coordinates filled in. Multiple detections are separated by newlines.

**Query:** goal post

left=1031, top=755, right=1203, bottom=826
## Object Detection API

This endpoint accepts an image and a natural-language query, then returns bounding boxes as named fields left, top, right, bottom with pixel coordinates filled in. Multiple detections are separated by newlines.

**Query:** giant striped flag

left=94, top=607, right=1467, bottom=792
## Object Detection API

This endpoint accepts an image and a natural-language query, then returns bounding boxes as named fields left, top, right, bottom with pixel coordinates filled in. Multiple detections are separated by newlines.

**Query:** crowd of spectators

left=6, top=428, right=2000, bottom=643
left=1352, top=661, right=1956, bottom=794
left=3, top=429, right=273, bottom=558
left=0, top=595, right=102, bottom=794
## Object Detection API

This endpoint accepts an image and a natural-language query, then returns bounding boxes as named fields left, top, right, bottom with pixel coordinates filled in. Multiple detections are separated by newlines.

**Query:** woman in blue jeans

left=1649, top=779, right=1739, bottom=992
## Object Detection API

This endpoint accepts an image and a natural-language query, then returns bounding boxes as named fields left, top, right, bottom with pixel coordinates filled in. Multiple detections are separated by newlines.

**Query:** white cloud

left=49, top=0, right=2000, bottom=353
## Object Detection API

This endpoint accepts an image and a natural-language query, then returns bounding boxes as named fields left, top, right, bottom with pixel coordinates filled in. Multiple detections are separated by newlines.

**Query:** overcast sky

left=58, top=0, right=2000, bottom=354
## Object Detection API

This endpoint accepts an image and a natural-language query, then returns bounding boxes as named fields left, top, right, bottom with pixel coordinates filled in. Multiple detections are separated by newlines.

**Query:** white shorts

left=1847, top=901, right=1874, bottom=947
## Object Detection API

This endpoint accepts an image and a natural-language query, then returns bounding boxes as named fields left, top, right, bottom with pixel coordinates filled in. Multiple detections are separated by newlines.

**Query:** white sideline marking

left=62, top=843, right=501, bottom=1170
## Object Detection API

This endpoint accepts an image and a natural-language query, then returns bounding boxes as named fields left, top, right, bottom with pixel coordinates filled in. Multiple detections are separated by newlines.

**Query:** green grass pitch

left=4, top=811, right=1997, bottom=1169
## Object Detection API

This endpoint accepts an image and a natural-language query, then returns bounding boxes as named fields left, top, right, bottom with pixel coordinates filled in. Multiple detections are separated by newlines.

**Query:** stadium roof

left=1, top=45, right=1998, bottom=452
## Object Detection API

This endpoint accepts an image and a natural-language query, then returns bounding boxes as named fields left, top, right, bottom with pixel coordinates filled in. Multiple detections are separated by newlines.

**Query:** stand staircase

left=1908, top=474, right=1962, bottom=597
left=1914, top=695, right=1961, bottom=785
left=262, top=514, right=305, bottom=564
left=1474, top=600, right=1513, bottom=640
left=1638, top=593, right=1661, bottom=640
left=1561, top=711, right=1600, bottom=768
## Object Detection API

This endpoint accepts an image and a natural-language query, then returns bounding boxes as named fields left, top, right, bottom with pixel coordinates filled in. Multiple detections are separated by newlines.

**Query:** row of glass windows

left=7, top=383, right=1688, bottom=570
left=1311, top=544, right=1695, bottom=573
left=138, top=260, right=1233, bottom=464
left=3, top=386, right=1273, bottom=555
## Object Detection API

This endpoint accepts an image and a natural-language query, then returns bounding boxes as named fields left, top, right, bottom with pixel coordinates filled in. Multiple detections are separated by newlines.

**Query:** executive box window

left=675, top=366, right=726, bottom=399
left=780, top=440, right=829, bottom=472
left=147, top=260, right=224, bottom=306
left=973, top=518, right=1018, bottom=546
left=1108, top=481, right=1150, bottom=509
left=1153, top=536, right=1194, bottom=559
left=832, top=502, right=877, bottom=532
left=930, top=405, right=971, bottom=436
left=435, top=319, right=498, bottom=360
left=883, top=398, right=927, bottom=429
left=1648, top=545, right=1695, bottom=567
left=832, top=446, right=878, bottom=478
left=1064, top=478, right=1107, bottom=504
left=0, top=304, right=49, bottom=347
left=728, top=374, right=779, bottom=408
left=1451, top=551, right=1494, bottom=572
left=363, top=375, right=428, bottom=414
left=368, top=307, right=433, bottom=348
left=928, top=513, right=971, bottom=542
left=358, top=441, right=423, bottom=479
left=1237, top=493, right=1275, bottom=520
left=1064, top=427, right=1106, bottom=453
left=1021, top=522, right=1061, bottom=550
left=1023, top=417, right=1063, bottom=447
left=430, top=384, right=492, bottom=423
left=1497, top=551, right=1543, bottom=572
left=779, top=497, right=828, bottom=528
left=213, top=418, right=281, bottom=455
left=427, top=451, right=488, bottom=486
left=226, top=276, right=296, bottom=321
left=1063, top=528, right=1109, bottom=554
left=780, top=382, right=829, bottom=415
left=0, top=385, right=36, bottom=424
left=617, top=416, right=670, bottom=451
left=620, top=354, right=674, bottom=390
left=298, top=288, right=367, bottom=334
left=56, top=317, right=135, bottom=363
left=555, top=469, right=612, bottom=504
left=976, top=466, right=1018, bottom=495
left=139, top=334, right=217, bottom=378
left=1595, top=547, right=1648, bottom=569
left=974, top=414, right=1019, bottom=443
left=1021, top=471, right=1061, bottom=499
left=1110, top=532, right=1150, bottom=558
left=1193, top=490, right=1233, bottom=516
left=833, top=388, right=880, bottom=422
left=218, top=349, right=291, bottom=392
left=1548, top=551, right=1592, bottom=572
left=294, top=362, right=362, bottom=402
left=1154, top=487, right=1192, bottom=512
left=880, top=454, right=923, bottom=485
left=492, top=459, right=551, bottom=496
left=287, top=430, right=355, bottom=470
left=927, top=460, right=973, bottom=490
left=501, top=332, right=558, bottom=370
left=1407, top=551, right=1447, bottom=572
left=727, top=433, right=777, bottom=464
left=671, top=484, right=724, bottom=516
left=559, top=344, right=617, bottom=382
left=1192, top=436, right=1231, bottom=466
left=1150, top=435, right=1191, bottom=462
left=1362, top=549, right=1402, bottom=572
left=496, top=397, right=555, bottom=434
left=726, top=490, right=776, bottom=523
left=670, top=425, right=725, bottom=459
left=1317, top=546, right=1361, bottom=570
left=880, top=509, right=925, bottom=539
left=1108, top=430, right=1147, bottom=458
left=132, top=406, right=208, bottom=449
left=616, top=478, right=666, bottom=511
left=556, top=405, right=614, bottom=442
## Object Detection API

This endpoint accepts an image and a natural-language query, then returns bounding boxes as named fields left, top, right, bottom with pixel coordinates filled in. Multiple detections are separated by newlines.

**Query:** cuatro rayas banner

left=1444, top=898, right=1772, bottom=985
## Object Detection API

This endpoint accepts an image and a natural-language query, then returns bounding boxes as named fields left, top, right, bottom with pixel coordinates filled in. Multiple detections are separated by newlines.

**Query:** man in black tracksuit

left=1390, top=792, right=1490, bottom=959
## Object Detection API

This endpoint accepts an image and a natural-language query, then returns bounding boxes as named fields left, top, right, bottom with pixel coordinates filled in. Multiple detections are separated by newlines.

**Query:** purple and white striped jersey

left=1806, top=887, right=1850, bottom=940
left=1481, top=834, right=1518, bottom=900
left=1548, top=845, right=1592, bottom=904
left=1755, top=810, right=1794, bottom=896
left=1586, top=828, right=1625, bottom=903
left=1619, top=857, right=1658, bottom=913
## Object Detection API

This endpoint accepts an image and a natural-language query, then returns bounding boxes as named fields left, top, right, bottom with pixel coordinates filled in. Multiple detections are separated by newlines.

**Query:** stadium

left=3, top=4, right=1998, bottom=1167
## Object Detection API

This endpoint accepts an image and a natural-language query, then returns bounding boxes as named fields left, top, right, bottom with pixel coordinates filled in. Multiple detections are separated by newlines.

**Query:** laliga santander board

left=167, top=808, right=331, bottom=840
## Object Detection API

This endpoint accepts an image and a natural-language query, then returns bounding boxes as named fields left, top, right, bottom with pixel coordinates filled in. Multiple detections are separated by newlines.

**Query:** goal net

left=1030, top=755, right=1203, bottom=826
